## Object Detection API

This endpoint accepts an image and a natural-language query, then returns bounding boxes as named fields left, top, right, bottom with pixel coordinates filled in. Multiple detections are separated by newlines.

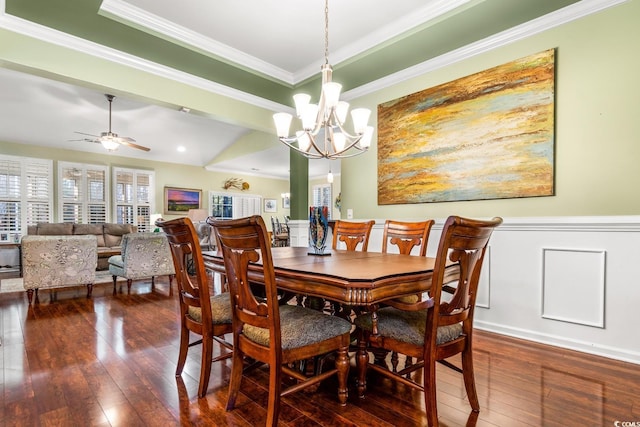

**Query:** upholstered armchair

left=108, top=232, right=175, bottom=295
left=22, top=235, right=98, bottom=304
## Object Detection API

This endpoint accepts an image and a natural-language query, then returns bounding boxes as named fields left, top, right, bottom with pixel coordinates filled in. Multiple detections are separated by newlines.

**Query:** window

left=113, top=167, right=155, bottom=231
left=209, top=192, right=261, bottom=220
left=312, top=184, right=332, bottom=220
left=58, top=162, right=108, bottom=223
left=0, top=155, right=52, bottom=236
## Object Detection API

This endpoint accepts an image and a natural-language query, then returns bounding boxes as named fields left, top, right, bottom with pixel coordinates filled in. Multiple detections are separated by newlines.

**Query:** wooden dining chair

left=354, top=215, right=502, bottom=426
left=155, top=217, right=233, bottom=398
left=211, top=215, right=352, bottom=427
left=381, top=219, right=435, bottom=304
left=331, top=219, right=375, bottom=251
left=380, top=219, right=435, bottom=369
left=381, top=219, right=434, bottom=256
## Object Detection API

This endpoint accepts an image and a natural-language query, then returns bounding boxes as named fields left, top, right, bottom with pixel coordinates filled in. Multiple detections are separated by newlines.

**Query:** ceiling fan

left=73, top=94, right=150, bottom=152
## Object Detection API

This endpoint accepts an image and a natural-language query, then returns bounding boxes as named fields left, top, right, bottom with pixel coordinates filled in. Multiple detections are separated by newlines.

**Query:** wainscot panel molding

left=288, top=216, right=640, bottom=364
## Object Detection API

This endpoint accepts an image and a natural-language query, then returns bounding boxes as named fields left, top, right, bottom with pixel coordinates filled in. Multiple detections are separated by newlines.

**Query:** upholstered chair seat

left=354, top=307, right=463, bottom=347
left=187, top=292, right=233, bottom=324
left=244, top=304, right=352, bottom=350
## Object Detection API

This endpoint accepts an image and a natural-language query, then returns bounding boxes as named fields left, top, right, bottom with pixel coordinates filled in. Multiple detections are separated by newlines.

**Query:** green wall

left=0, top=140, right=290, bottom=229
left=340, top=0, right=640, bottom=219
left=1, top=1, right=638, bottom=222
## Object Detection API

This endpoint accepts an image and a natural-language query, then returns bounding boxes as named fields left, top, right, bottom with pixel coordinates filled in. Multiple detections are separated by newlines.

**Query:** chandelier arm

left=308, top=130, right=331, bottom=158
left=278, top=137, right=325, bottom=159
left=332, top=135, right=367, bottom=156
left=278, top=136, right=365, bottom=160
left=332, top=119, right=363, bottom=140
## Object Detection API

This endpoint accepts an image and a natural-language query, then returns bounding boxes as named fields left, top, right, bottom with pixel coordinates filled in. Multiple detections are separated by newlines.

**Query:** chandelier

left=273, top=0, right=373, bottom=160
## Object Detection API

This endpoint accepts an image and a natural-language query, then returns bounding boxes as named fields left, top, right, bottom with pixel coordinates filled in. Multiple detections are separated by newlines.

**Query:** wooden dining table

left=202, top=246, right=459, bottom=332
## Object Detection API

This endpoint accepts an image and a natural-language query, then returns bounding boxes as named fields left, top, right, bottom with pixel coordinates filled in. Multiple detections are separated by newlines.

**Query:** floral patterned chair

left=108, top=232, right=175, bottom=295
left=21, top=235, right=98, bottom=304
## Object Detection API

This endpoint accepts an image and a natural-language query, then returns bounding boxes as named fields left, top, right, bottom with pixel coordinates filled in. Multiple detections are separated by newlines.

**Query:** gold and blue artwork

left=378, top=49, right=555, bottom=204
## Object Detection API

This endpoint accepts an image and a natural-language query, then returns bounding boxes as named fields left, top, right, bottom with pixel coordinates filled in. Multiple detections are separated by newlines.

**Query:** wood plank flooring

left=1, top=276, right=639, bottom=426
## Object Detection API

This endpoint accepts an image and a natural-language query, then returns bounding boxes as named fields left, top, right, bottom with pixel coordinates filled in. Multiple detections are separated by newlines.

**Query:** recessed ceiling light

left=177, top=146, right=186, bottom=152
left=179, top=107, right=190, bottom=113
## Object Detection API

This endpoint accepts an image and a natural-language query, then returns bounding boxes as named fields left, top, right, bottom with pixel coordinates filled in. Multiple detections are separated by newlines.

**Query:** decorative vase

left=309, top=206, right=330, bottom=256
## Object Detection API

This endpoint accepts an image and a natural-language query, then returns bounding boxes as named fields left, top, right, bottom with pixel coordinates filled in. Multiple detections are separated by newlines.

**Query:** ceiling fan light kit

left=73, top=94, right=150, bottom=152
left=273, top=0, right=372, bottom=160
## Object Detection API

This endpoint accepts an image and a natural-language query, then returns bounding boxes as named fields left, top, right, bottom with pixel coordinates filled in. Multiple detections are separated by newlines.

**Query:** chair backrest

left=210, top=216, right=282, bottom=354
left=332, top=220, right=375, bottom=251
left=428, top=216, right=502, bottom=343
left=381, top=219, right=435, bottom=256
left=155, top=218, right=213, bottom=332
left=119, top=232, right=175, bottom=277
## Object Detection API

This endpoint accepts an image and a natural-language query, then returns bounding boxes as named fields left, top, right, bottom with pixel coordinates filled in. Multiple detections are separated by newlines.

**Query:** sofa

left=21, top=235, right=97, bottom=304
left=27, top=222, right=138, bottom=270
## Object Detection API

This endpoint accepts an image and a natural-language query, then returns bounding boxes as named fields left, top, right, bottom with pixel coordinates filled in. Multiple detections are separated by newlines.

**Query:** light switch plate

left=347, top=209, right=353, bottom=219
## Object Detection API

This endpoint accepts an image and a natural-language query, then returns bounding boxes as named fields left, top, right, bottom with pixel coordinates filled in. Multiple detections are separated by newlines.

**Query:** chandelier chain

left=324, top=0, right=329, bottom=65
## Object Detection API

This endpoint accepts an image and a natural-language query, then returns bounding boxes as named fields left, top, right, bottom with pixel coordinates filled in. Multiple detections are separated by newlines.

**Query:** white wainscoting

left=289, top=216, right=640, bottom=364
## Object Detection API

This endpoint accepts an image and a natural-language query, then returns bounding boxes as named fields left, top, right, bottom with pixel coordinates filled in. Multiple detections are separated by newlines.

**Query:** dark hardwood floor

left=1, top=275, right=639, bottom=426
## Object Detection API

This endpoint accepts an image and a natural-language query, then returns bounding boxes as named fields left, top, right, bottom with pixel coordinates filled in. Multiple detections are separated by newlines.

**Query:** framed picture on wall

left=264, top=198, right=277, bottom=213
left=282, top=194, right=290, bottom=209
left=164, top=187, right=202, bottom=215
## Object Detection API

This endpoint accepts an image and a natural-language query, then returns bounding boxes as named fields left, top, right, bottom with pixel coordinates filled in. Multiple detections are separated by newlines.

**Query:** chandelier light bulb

left=351, top=108, right=371, bottom=134
left=359, top=126, right=374, bottom=148
left=273, top=113, right=293, bottom=137
left=296, top=131, right=311, bottom=151
left=293, top=94, right=311, bottom=117
left=333, top=132, right=346, bottom=151
left=322, top=82, right=342, bottom=109
left=335, top=101, right=349, bottom=124
left=301, top=104, right=319, bottom=130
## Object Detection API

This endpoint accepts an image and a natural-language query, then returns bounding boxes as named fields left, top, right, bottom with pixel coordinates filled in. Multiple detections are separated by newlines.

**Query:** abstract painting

left=378, top=49, right=555, bottom=204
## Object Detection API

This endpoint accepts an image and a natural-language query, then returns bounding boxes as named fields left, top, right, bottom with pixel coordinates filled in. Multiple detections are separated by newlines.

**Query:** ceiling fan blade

left=74, top=131, right=99, bottom=138
left=116, top=138, right=151, bottom=152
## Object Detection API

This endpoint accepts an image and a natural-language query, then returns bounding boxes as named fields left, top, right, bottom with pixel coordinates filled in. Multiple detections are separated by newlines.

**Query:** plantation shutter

left=210, top=192, right=261, bottom=220
left=312, top=184, right=332, bottom=219
left=113, top=167, right=155, bottom=231
left=58, top=162, right=108, bottom=223
left=25, top=159, right=52, bottom=225
left=0, top=155, right=53, bottom=236
left=0, top=158, right=22, bottom=235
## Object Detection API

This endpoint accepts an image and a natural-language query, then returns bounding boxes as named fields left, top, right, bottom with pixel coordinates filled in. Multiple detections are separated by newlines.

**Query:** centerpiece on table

left=309, top=206, right=330, bottom=256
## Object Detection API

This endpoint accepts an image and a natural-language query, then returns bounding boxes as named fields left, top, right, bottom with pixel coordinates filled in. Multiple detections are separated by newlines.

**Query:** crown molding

left=0, top=0, right=292, bottom=114
left=0, top=0, right=627, bottom=112
left=100, top=0, right=472, bottom=86
left=292, top=0, right=472, bottom=83
left=99, top=0, right=296, bottom=85
left=342, top=0, right=628, bottom=101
